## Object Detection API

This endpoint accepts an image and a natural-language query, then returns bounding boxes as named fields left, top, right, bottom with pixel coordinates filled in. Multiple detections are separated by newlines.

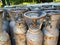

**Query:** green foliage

left=23, top=0, right=32, bottom=2
left=53, top=0, right=60, bottom=2
left=10, top=0, right=33, bottom=5
left=5, top=0, right=60, bottom=5
left=10, top=0, right=23, bottom=5
left=0, top=0, right=60, bottom=7
left=0, top=3, right=1, bottom=7
left=10, top=0, right=54, bottom=5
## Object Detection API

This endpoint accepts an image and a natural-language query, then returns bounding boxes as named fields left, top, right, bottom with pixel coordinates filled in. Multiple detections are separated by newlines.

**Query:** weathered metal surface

left=43, top=10, right=60, bottom=45
left=0, top=9, right=11, bottom=45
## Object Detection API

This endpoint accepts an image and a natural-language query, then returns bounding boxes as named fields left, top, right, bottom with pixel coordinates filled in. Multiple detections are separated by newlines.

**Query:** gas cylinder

left=8, top=9, right=24, bottom=45
left=24, top=11, right=46, bottom=45
left=2, top=9, right=10, bottom=33
left=43, top=10, right=60, bottom=45
left=0, top=9, right=11, bottom=45
left=8, top=9, right=26, bottom=45
left=8, top=9, right=22, bottom=28
left=13, top=18, right=26, bottom=45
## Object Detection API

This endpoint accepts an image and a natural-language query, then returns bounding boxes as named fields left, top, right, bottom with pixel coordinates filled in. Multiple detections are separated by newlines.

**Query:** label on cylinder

left=44, top=34, right=58, bottom=45
left=14, top=33, right=26, bottom=45
left=27, top=38, right=42, bottom=45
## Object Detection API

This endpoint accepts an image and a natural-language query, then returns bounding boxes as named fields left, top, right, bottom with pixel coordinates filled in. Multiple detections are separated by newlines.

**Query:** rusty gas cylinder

left=8, top=9, right=26, bottom=45
left=8, top=9, right=23, bottom=28
left=24, top=11, right=46, bottom=45
left=26, top=25, right=43, bottom=45
left=13, top=18, right=26, bottom=45
left=43, top=10, right=60, bottom=45
left=0, top=9, right=11, bottom=45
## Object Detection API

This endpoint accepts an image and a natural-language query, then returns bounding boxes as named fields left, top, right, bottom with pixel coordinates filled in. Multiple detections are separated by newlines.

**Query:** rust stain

left=27, top=39, right=33, bottom=45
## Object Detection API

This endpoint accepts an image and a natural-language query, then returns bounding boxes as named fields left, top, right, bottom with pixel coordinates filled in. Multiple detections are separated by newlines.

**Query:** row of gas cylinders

left=4, top=2, right=60, bottom=10
left=0, top=5, right=60, bottom=45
